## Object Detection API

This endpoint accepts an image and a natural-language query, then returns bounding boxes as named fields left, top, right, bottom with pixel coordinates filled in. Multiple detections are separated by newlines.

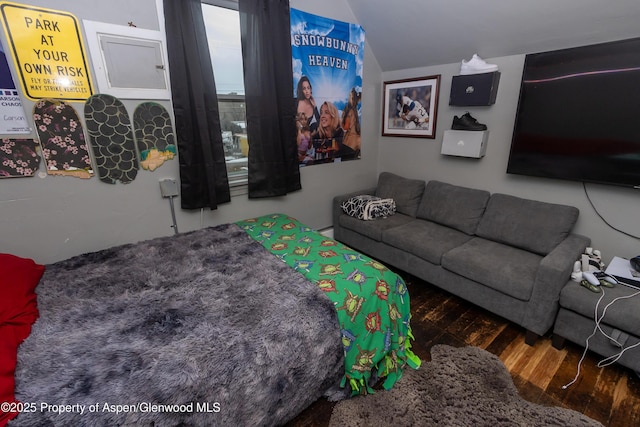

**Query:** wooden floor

left=287, top=273, right=640, bottom=427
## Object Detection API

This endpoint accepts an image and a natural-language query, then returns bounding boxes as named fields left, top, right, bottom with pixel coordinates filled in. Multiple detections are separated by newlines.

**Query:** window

left=201, top=0, right=247, bottom=185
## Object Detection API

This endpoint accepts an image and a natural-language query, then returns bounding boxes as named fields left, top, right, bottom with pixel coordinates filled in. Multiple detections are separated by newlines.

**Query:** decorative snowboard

left=132, top=102, right=176, bottom=171
left=32, top=99, right=94, bottom=179
left=0, top=138, right=40, bottom=178
left=84, top=94, right=138, bottom=184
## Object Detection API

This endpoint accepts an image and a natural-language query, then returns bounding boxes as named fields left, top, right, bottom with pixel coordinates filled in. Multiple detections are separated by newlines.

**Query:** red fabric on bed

left=0, top=254, right=44, bottom=426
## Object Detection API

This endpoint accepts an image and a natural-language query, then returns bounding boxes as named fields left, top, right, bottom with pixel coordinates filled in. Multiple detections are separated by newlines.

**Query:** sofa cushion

left=559, top=282, right=640, bottom=337
left=375, top=172, right=425, bottom=217
left=475, top=194, right=579, bottom=256
left=338, top=212, right=416, bottom=241
left=442, top=237, right=542, bottom=301
left=416, top=181, right=490, bottom=235
left=382, top=220, right=473, bottom=265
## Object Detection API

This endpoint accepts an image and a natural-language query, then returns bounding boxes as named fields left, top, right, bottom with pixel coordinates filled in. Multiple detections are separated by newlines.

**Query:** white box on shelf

left=441, top=130, right=488, bottom=158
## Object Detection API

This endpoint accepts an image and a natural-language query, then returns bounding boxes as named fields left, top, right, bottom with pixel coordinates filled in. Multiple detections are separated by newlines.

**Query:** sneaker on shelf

left=460, top=54, right=499, bottom=75
left=451, top=112, right=487, bottom=131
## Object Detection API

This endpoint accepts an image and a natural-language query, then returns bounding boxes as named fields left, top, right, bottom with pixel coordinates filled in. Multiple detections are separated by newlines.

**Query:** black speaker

left=630, top=256, right=640, bottom=272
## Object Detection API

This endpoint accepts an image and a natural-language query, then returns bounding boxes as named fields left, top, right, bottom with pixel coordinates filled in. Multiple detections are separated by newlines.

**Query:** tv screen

left=507, top=37, right=640, bottom=188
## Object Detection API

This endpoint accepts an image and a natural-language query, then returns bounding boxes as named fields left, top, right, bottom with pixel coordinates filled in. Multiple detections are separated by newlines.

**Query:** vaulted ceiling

left=345, top=0, right=640, bottom=71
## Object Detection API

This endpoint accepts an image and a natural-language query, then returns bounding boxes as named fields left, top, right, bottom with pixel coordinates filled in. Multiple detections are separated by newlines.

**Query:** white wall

left=5, top=0, right=636, bottom=266
left=0, top=0, right=381, bottom=264
left=379, top=55, right=640, bottom=264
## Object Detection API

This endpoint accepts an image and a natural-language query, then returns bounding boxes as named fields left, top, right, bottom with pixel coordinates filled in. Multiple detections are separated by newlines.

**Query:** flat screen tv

left=507, top=37, right=640, bottom=188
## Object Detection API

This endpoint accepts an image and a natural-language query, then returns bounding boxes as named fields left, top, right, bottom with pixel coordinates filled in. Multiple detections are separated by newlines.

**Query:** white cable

left=593, top=289, right=640, bottom=346
left=562, top=290, right=606, bottom=389
left=594, top=289, right=640, bottom=367
left=562, top=287, right=640, bottom=389
left=597, top=341, right=640, bottom=367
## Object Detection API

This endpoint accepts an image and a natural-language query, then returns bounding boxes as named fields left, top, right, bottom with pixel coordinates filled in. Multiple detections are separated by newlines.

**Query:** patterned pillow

left=0, top=253, right=44, bottom=424
left=341, top=195, right=396, bottom=220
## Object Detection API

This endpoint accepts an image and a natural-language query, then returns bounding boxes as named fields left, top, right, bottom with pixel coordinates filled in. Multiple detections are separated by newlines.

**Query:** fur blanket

left=12, top=224, right=344, bottom=426
left=329, top=345, right=602, bottom=426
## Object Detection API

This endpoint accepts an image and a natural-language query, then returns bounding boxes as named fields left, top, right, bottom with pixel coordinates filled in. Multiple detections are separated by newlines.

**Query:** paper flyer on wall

left=290, top=8, right=364, bottom=166
left=0, top=38, right=30, bottom=134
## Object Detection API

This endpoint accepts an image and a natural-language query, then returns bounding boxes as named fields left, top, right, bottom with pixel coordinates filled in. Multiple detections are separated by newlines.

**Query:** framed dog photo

left=382, top=75, right=440, bottom=138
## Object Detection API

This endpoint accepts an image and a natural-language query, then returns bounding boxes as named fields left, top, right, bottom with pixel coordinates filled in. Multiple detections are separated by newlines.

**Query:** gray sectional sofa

left=333, top=172, right=591, bottom=344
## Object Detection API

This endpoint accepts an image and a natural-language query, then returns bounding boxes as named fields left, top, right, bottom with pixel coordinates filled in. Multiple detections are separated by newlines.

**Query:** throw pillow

left=0, top=253, right=44, bottom=425
left=341, top=195, right=396, bottom=220
left=0, top=253, right=44, bottom=325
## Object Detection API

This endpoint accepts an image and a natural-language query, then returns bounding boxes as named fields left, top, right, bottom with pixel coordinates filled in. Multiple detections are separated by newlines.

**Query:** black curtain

left=239, top=0, right=301, bottom=198
left=163, top=0, right=230, bottom=209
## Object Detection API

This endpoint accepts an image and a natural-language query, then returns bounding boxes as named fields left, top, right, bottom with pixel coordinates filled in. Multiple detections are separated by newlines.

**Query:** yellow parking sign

left=0, top=1, right=93, bottom=100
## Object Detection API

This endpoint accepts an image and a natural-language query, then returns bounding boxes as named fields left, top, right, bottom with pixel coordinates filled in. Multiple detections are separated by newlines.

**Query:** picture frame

left=382, top=75, right=440, bottom=138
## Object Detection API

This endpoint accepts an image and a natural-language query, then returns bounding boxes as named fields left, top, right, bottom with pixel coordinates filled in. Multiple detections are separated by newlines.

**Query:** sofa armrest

left=522, top=233, right=591, bottom=335
left=332, top=187, right=377, bottom=230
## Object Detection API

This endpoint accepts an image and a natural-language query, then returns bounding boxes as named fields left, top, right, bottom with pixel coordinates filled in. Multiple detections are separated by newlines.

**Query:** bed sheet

left=237, top=213, right=420, bottom=395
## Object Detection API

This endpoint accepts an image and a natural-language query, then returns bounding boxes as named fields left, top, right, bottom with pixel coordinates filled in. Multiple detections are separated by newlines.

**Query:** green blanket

left=237, top=213, right=420, bottom=395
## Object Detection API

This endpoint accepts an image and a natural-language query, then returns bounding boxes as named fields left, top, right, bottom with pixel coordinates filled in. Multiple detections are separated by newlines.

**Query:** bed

left=2, top=213, right=419, bottom=426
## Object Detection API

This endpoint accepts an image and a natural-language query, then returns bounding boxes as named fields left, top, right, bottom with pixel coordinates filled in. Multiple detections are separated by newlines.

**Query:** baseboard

left=319, top=227, right=334, bottom=238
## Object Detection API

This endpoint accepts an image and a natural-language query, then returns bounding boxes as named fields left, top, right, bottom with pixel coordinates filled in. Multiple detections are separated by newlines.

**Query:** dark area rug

left=329, top=344, right=603, bottom=426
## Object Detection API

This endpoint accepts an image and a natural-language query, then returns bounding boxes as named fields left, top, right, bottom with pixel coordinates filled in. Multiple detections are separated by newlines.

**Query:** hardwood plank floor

left=286, top=273, right=640, bottom=427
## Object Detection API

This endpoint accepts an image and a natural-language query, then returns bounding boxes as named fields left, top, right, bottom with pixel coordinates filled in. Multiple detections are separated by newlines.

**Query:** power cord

left=562, top=286, right=640, bottom=389
left=583, top=182, right=640, bottom=240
